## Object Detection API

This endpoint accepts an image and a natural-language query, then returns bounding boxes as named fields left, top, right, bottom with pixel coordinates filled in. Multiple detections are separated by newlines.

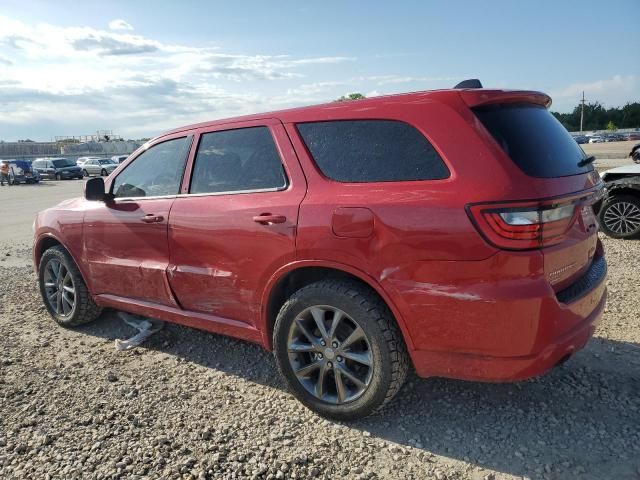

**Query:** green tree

left=551, top=101, right=640, bottom=131
left=336, top=93, right=366, bottom=102
left=606, top=120, right=617, bottom=132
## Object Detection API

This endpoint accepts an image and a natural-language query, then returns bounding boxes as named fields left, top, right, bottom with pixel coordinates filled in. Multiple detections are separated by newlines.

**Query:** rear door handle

left=141, top=214, right=164, bottom=223
left=253, top=214, right=286, bottom=225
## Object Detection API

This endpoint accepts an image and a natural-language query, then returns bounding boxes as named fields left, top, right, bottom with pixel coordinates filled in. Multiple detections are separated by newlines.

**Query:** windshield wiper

left=577, top=155, right=596, bottom=168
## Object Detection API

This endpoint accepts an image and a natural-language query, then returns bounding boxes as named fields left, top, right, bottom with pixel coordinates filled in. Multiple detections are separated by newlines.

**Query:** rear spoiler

left=459, top=89, right=552, bottom=109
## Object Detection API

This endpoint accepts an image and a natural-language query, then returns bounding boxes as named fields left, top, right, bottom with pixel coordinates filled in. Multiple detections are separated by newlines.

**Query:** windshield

left=52, top=159, right=76, bottom=168
left=474, top=104, right=593, bottom=178
left=99, top=159, right=113, bottom=165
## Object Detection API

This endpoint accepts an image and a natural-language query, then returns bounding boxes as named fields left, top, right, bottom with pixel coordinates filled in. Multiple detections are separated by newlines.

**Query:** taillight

left=467, top=201, right=578, bottom=250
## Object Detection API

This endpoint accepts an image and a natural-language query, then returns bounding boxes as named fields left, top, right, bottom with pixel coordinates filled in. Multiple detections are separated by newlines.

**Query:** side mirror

left=85, top=177, right=106, bottom=201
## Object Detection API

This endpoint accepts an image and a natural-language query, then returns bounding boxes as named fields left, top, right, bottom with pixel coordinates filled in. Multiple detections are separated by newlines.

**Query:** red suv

left=34, top=82, right=607, bottom=420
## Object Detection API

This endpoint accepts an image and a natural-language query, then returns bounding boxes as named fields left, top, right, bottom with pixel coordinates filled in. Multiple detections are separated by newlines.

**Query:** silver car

left=81, top=158, right=118, bottom=177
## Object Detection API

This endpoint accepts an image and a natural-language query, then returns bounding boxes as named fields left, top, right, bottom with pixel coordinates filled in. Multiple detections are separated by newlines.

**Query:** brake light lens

left=468, top=201, right=578, bottom=250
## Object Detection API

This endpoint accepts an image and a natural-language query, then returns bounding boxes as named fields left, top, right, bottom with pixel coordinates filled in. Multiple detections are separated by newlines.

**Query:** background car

left=76, top=156, right=103, bottom=167
left=605, top=133, right=624, bottom=142
left=630, top=143, right=640, bottom=164
left=624, top=132, right=640, bottom=141
left=32, top=158, right=83, bottom=180
left=588, top=135, right=605, bottom=143
left=573, top=135, right=588, bottom=144
left=111, top=155, right=129, bottom=164
left=8, top=159, right=40, bottom=184
left=81, top=158, right=118, bottom=177
left=597, top=163, right=640, bottom=239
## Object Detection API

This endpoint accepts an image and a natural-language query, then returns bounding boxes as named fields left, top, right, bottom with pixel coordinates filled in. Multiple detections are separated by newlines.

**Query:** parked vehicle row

left=34, top=82, right=608, bottom=420
left=574, top=132, right=640, bottom=144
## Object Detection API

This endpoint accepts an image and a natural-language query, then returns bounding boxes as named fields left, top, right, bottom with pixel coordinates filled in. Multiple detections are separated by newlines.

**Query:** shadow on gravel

left=77, top=311, right=640, bottom=480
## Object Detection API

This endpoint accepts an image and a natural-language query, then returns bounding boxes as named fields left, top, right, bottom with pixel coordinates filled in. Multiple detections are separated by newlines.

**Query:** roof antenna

left=454, top=79, right=483, bottom=89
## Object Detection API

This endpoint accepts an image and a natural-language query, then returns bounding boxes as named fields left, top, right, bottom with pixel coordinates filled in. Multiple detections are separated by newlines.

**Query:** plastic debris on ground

left=114, top=311, right=164, bottom=351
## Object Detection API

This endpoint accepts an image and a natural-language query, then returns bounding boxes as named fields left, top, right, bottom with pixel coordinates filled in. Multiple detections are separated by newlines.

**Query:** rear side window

left=473, top=104, right=593, bottom=178
left=296, top=120, right=449, bottom=183
left=190, top=126, right=287, bottom=194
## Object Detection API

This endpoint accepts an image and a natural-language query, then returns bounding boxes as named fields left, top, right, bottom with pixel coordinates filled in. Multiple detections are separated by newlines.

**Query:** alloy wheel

left=287, top=305, right=373, bottom=404
left=43, top=258, right=76, bottom=317
left=603, top=201, right=640, bottom=235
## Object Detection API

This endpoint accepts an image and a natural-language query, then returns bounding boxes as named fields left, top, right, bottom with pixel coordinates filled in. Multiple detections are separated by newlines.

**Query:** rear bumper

left=383, top=249, right=607, bottom=382
left=410, top=287, right=605, bottom=381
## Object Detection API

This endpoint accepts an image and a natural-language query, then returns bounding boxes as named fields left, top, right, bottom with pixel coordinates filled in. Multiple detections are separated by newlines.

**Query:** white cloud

left=0, top=14, right=358, bottom=139
left=550, top=75, right=639, bottom=110
left=109, top=19, right=134, bottom=31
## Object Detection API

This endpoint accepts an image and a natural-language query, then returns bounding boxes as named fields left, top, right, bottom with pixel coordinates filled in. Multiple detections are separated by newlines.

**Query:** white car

left=111, top=155, right=129, bottom=164
left=76, top=156, right=103, bottom=167
left=597, top=163, right=640, bottom=239
left=588, top=135, right=605, bottom=143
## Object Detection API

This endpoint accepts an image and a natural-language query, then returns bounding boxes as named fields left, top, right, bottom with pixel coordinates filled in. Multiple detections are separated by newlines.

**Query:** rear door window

left=296, top=120, right=449, bottom=183
left=190, top=126, right=287, bottom=194
left=473, top=104, right=593, bottom=178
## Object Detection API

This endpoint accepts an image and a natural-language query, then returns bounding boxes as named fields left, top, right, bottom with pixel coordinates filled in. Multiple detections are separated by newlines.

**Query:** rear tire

left=38, top=246, right=102, bottom=327
left=55, top=173, right=61, bottom=180
left=273, top=279, right=409, bottom=420
left=83, top=169, right=89, bottom=177
left=598, top=194, right=640, bottom=239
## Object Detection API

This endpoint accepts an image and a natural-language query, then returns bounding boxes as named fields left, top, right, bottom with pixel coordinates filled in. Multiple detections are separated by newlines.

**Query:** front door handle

left=141, top=214, right=164, bottom=223
left=253, top=214, right=286, bottom=225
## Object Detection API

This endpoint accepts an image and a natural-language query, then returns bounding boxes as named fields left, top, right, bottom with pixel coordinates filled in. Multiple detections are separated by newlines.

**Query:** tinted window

left=190, top=127, right=287, bottom=194
left=473, top=104, right=593, bottom=178
left=296, top=120, right=449, bottom=183
left=112, top=137, right=190, bottom=198
left=52, top=159, right=76, bottom=168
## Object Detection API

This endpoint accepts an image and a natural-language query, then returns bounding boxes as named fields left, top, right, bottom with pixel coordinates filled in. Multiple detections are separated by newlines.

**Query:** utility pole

left=580, top=91, right=586, bottom=133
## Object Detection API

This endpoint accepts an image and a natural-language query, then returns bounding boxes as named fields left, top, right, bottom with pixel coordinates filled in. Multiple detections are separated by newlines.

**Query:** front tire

left=38, top=246, right=102, bottom=326
left=55, top=173, right=61, bottom=180
left=83, top=169, right=89, bottom=177
left=598, top=194, right=640, bottom=239
left=273, top=279, right=409, bottom=420
left=101, top=168, right=107, bottom=176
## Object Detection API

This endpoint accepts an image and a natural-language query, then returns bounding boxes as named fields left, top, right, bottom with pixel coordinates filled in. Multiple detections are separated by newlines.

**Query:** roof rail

left=454, top=79, right=483, bottom=89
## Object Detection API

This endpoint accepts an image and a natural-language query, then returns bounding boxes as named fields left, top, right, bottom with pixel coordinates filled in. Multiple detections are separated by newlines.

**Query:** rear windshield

left=297, top=120, right=449, bottom=183
left=473, top=104, right=593, bottom=178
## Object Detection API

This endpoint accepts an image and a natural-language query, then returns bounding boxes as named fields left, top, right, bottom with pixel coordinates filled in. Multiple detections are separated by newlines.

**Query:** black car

left=596, top=163, right=640, bottom=239
left=605, top=133, right=625, bottom=142
left=32, top=158, right=83, bottom=180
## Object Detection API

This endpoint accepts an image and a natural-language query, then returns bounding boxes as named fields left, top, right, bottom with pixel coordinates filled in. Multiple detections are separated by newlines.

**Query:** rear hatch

left=465, top=93, right=603, bottom=293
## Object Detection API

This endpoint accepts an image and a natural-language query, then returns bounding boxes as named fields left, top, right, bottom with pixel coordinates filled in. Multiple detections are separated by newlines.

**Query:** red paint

left=33, top=88, right=607, bottom=383
left=332, top=208, right=374, bottom=238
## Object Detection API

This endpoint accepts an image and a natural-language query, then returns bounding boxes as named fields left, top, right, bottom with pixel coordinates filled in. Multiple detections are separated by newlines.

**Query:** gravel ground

left=0, top=236, right=639, bottom=480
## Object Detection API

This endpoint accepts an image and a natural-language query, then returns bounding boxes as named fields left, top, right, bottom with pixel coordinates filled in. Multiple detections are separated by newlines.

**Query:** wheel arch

left=260, top=261, right=414, bottom=353
left=34, top=233, right=93, bottom=294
